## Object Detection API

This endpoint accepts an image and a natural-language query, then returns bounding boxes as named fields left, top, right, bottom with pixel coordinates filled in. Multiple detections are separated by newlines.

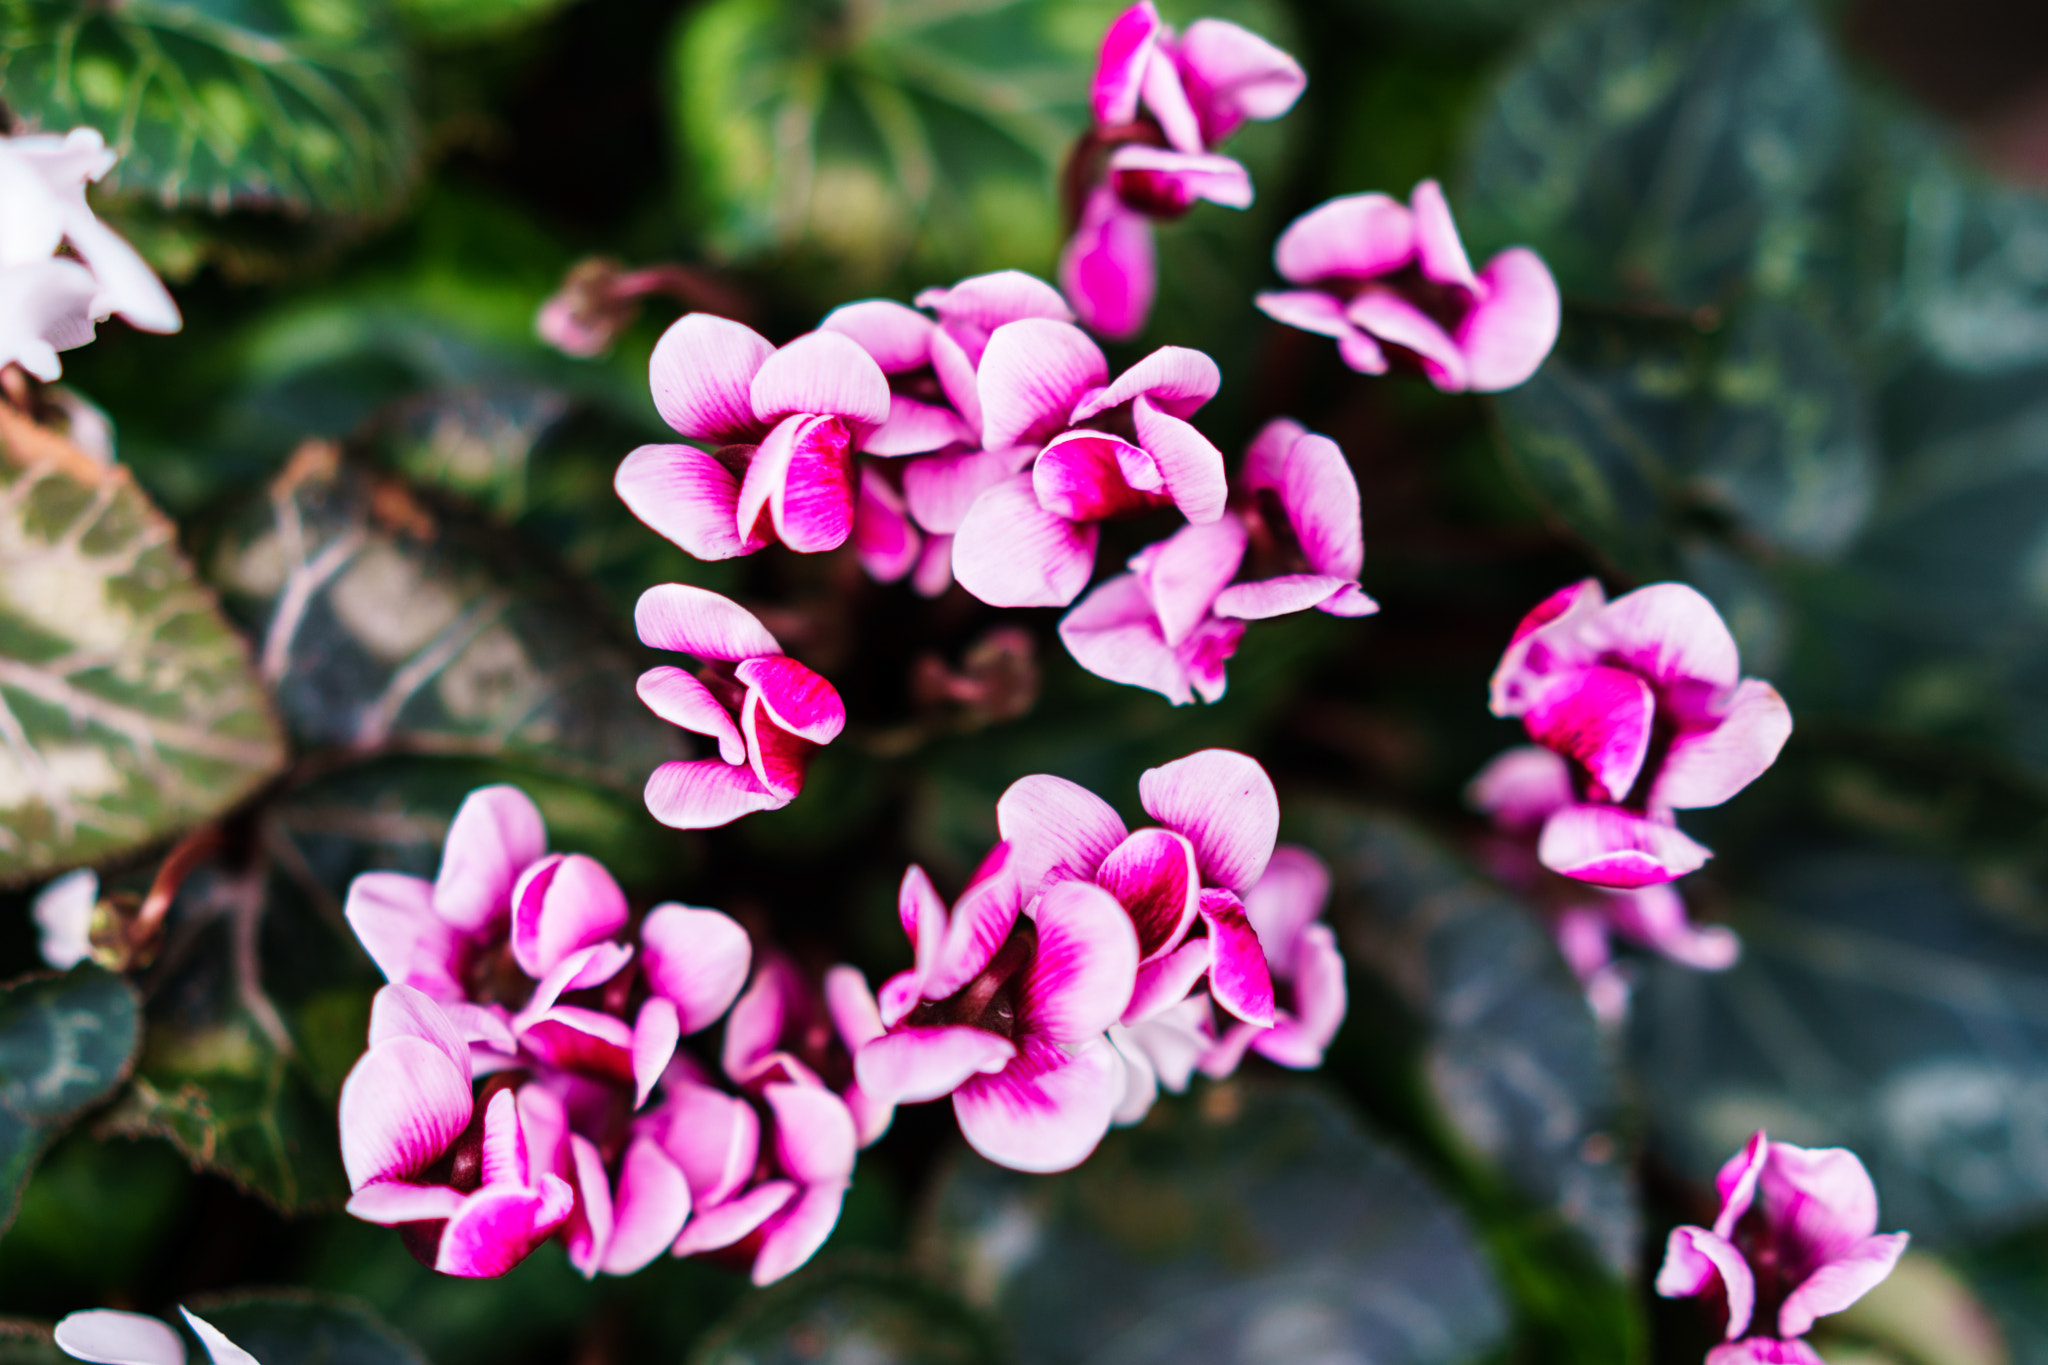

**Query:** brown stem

left=129, top=823, right=228, bottom=953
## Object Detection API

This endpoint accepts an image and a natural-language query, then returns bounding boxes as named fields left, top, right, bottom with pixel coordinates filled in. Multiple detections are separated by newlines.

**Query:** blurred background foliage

left=4, top=0, right=2048, bottom=1360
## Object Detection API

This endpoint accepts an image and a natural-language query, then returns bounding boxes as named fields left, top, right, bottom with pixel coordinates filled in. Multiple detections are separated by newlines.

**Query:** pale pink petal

left=896, top=863, right=948, bottom=993
left=1139, top=39, right=1204, bottom=153
left=1408, top=180, right=1477, bottom=291
left=1021, top=881, right=1139, bottom=1044
left=346, top=872, right=463, bottom=997
left=1214, top=574, right=1359, bottom=620
left=721, top=956, right=797, bottom=1082
left=1254, top=922, right=1345, bottom=1067
left=1123, top=938, right=1211, bottom=1023
left=650, top=313, right=773, bottom=442
left=1778, top=1232, right=1910, bottom=1338
left=1176, top=18, right=1306, bottom=144
left=930, top=326, right=984, bottom=437
left=736, top=655, right=847, bottom=743
left=615, top=444, right=766, bottom=561
left=826, top=965, right=887, bottom=1052
left=644, top=758, right=788, bottom=828
left=978, top=318, right=1109, bottom=450
left=475, top=1087, right=530, bottom=1188
left=903, top=446, right=1030, bottom=534
left=1199, top=1019, right=1257, bottom=1079
left=510, top=853, right=629, bottom=980
left=863, top=394, right=974, bottom=457
left=855, top=467, right=922, bottom=582
left=996, top=773, right=1129, bottom=892
left=1319, top=582, right=1379, bottom=616
left=767, top=1082, right=859, bottom=1184
left=913, top=535, right=955, bottom=597
left=738, top=412, right=857, bottom=554
left=367, top=982, right=470, bottom=1077
left=1489, top=578, right=1607, bottom=718
left=1585, top=583, right=1742, bottom=695
left=952, top=474, right=1100, bottom=608
left=179, top=1314, right=257, bottom=1365
left=751, top=1182, right=848, bottom=1286
left=564, top=1133, right=616, bottom=1277
left=1241, top=416, right=1308, bottom=488
left=1603, top=883, right=1741, bottom=970
left=1706, top=1341, right=1825, bottom=1365
left=1108, top=147, right=1253, bottom=213
left=517, top=1084, right=570, bottom=1174
left=1109, top=1026, right=1162, bottom=1125
left=1273, top=194, right=1415, bottom=284
left=53, top=1312, right=186, bottom=1365
left=633, top=997, right=683, bottom=1109
left=601, top=1138, right=693, bottom=1276
left=1138, top=748, right=1279, bottom=893
left=434, top=1176, right=573, bottom=1276
left=855, top=1026, right=1017, bottom=1103
left=633, top=582, right=781, bottom=662
left=919, top=270, right=1075, bottom=336
left=1096, top=827, right=1201, bottom=960
left=337, top=1036, right=473, bottom=1189
left=1523, top=665, right=1655, bottom=805
left=1460, top=247, right=1562, bottom=393
left=1758, top=1142, right=1882, bottom=1263
left=1132, top=397, right=1230, bottom=523
left=649, top=1080, right=760, bottom=1208
left=434, top=784, right=547, bottom=935
left=818, top=299, right=934, bottom=373
left=1466, top=745, right=1574, bottom=830
left=1713, top=1131, right=1771, bottom=1236
left=642, top=903, right=754, bottom=1033
left=1254, top=289, right=1371, bottom=349
left=1183, top=614, right=1246, bottom=705
left=1241, top=844, right=1330, bottom=964
left=1059, top=574, right=1196, bottom=706
left=345, top=1180, right=468, bottom=1225
left=1033, top=430, right=1170, bottom=522
left=1537, top=805, right=1712, bottom=888
left=1092, top=1, right=1163, bottom=126
left=1198, top=888, right=1275, bottom=1027
left=954, top=1035, right=1123, bottom=1174
left=750, top=330, right=892, bottom=427
left=1348, top=287, right=1468, bottom=391
left=1261, top=429, right=1363, bottom=579
left=1653, top=680, right=1793, bottom=810
left=1072, top=345, right=1221, bottom=423
left=1656, top=1225, right=1757, bottom=1340
left=1058, top=190, right=1157, bottom=344
left=638, top=666, right=746, bottom=765
left=673, top=1181, right=797, bottom=1255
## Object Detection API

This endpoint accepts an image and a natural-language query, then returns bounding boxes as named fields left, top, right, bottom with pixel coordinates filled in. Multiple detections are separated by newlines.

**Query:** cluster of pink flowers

left=1470, top=581, right=1792, bottom=1016
left=337, top=785, right=877, bottom=1283
left=1058, top=1, right=1305, bottom=339
left=1658, top=1132, right=1909, bottom=1364
left=838, top=748, right=1346, bottom=1171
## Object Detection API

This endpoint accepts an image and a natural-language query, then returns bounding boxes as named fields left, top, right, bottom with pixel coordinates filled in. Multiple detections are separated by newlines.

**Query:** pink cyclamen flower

left=1198, top=844, right=1347, bottom=1079
left=1061, top=1, right=1305, bottom=338
left=852, top=843, right=1140, bottom=1173
left=634, top=583, right=846, bottom=828
left=954, top=323, right=1229, bottom=607
left=1469, top=744, right=1739, bottom=1021
left=615, top=313, right=891, bottom=559
left=56, top=1307, right=259, bottom=1365
left=1487, top=580, right=1792, bottom=889
left=722, top=950, right=894, bottom=1147
left=1060, top=418, right=1378, bottom=704
left=1658, top=1132, right=1909, bottom=1363
left=1257, top=180, right=1560, bottom=393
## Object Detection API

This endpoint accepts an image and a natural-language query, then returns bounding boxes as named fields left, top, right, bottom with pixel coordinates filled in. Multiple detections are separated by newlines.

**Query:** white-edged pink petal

left=819, top=298, right=935, bottom=373
left=738, top=412, right=857, bottom=554
left=1252, top=427, right=1363, bottom=579
left=673, top=1181, right=797, bottom=1256
left=1123, top=938, right=1211, bottom=1024
left=1059, top=573, right=1200, bottom=706
left=903, top=446, right=1030, bottom=534
left=644, top=758, right=788, bottom=828
left=767, top=1082, right=858, bottom=1185
left=634, top=582, right=781, bottom=661
left=1757, top=1141, right=1882, bottom=1260
left=1348, top=287, right=1468, bottom=392
left=650, top=313, right=773, bottom=442
left=1460, top=247, right=1561, bottom=393
left=1033, top=430, right=1168, bottom=523
left=1778, top=1232, right=1909, bottom=1338
left=1490, top=577, right=1608, bottom=718
left=641, top=903, right=754, bottom=1033
left=926, top=853, right=1025, bottom=1001
left=367, top=982, right=471, bottom=1077
left=855, top=1026, right=1017, bottom=1104
left=1021, top=881, right=1139, bottom=1044
left=996, top=773, right=1129, bottom=892
left=1198, top=888, right=1275, bottom=1027
left=1132, top=397, right=1229, bottom=524
left=1138, top=37, right=1203, bottom=153
left=736, top=655, right=846, bottom=744
left=638, top=665, right=746, bottom=764
left=1108, top=147, right=1253, bottom=212
left=510, top=853, right=629, bottom=981
left=178, top=1308, right=259, bottom=1365
left=1585, top=583, right=1742, bottom=696
left=435, top=1176, right=574, bottom=1277
left=1072, top=345, right=1221, bottom=423
left=1466, top=745, right=1574, bottom=830
left=601, top=1137, right=693, bottom=1276
left=1176, top=18, right=1307, bottom=144
left=750, top=330, right=891, bottom=427
left=1214, top=574, right=1365, bottom=620
left=953, top=1035, right=1123, bottom=1174
left=1656, top=1225, right=1757, bottom=1339
left=1095, top=826, right=1201, bottom=961
left=615, top=444, right=767, bottom=561
left=1408, top=179, right=1477, bottom=291
left=1538, top=805, right=1712, bottom=888
left=1273, top=193, right=1415, bottom=284
left=1138, top=748, right=1279, bottom=893
left=633, top=997, right=683, bottom=1109
left=863, top=395, right=973, bottom=457
left=751, top=1182, right=849, bottom=1286
left=346, top=872, right=463, bottom=998
left=978, top=318, right=1109, bottom=450
left=951, top=474, right=1100, bottom=608
left=433, top=784, right=547, bottom=936
left=1092, top=0, right=1163, bottom=126
left=1523, top=665, right=1655, bottom=805
left=53, top=1312, right=186, bottom=1365
left=1653, top=679, right=1793, bottom=810
left=337, top=1035, right=473, bottom=1190
left=920, top=270, right=1076, bottom=336
left=345, top=1180, right=468, bottom=1225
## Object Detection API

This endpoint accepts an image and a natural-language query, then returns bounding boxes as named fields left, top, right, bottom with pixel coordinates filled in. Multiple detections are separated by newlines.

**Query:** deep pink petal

left=1109, top=147, right=1253, bottom=213
left=1253, top=922, right=1345, bottom=1067
left=638, top=666, right=746, bottom=764
left=1096, top=827, right=1200, bottom=961
left=863, top=394, right=974, bottom=457
left=855, top=1026, right=1017, bottom=1103
left=926, top=855, right=1025, bottom=1001
left=1241, top=844, right=1330, bottom=965
left=633, top=997, right=683, bottom=1109
left=1348, top=287, right=1468, bottom=392
left=1021, top=881, right=1139, bottom=1044
left=954, top=1035, right=1123, bottom=1173
left=1092, top=1, right=1163, bottom=125
left=952, top=474, right=1100, bottom=608
left=641, top=903, right=754, bottom=1033
left=601, top=1138, right=693, bottom=1276
left=1778, top=1232, right=1909, bottom=1338
left=673, top=1181, right=796, bottom=1255
left=434, top=784, right=547, bottom=936
left=1273, top=194, right=1415, bottom=284
left=346, top=1180, right=468, bottom=1225
left=1132, top=398, right=1229, bottom=523
left=736, top=655, right=846, bottom=743
left=1059, top=574, right=1197, bottom=706
left=650, top=314, right=773, bottom=443
left=1408, top=180, right=1477, bottom=290
left=741, top=694, right=815, bottom=800
left=1489, top=578, right=1607, bottom=718
left=615, top=444, right=767, bottom=561
left=766, top=1081, right=858, bottom=1184
left=434, top=1175, right=574, bottom=1277
left=1072, top=345, right=1221, bottom=423
left=54, top=1312, right=186, bottom=1365
left=338, top=1036, right=473, bottom=1189
left=368, top=982, right=471, bottom=1078
left=750, top=330, right=892, bottom=427
left=1198, top=888, right=1275, bottom=1027
left=1122, top=938, right=1211, bottom=1024
left=510, top=853, right=629, bottom=981
left=1059, top=190, right=1157, bottom=344
left=346, top=872, right=463, bottom=997
left=977, top=318, right=1109, bottom=450
left=1175, top=17, right=1306, bottom=143
left=648, top=1080, right=760, bottom=1208
left=1466, top=745, right=1575, bottom=830
left=1213, top=574, right=1364, bottom=620
left=1653, top=679, right=1793, bottom=810
left=520, top=1007, right=635, bottom=1083
left=1537, top=805, right=1712, bottom=888
left=751, top=1182, right=849, bottom=1286
left=1033, top=430, right=1169, bottom=523
left=1523, top=665, right=1655, bottom=805
left=818, top=299, right=934, bottom=373
left=1138, top=748, right=1279, bottom=893
left=996, top=773, right=1129, bottom=893
left=1656, top=1225, right=1757, bottom=1339
left=903, top=446, right=1030, bottom=534
left=633, top=583, right=781, bottom=662
left=1585, top=583, right=1742, bottom=695
left=738, top=412, right=857, bottom=554
left=1460, top=248, right=1562, bottom=393
left=854, top=467, right=922, bottom=582
left=644, top=758, right=788, bottom=829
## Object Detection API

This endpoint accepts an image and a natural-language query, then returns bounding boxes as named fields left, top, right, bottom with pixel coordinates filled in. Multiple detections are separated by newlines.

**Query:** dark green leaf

left=0, top=966, right=142, bottom=1237
left=693, top=1262, right=1003, bottom=1365
left=0, top=417, right=287, bottom=885
left=0, top=0, right=418, bottom=217
left=918, top=1081, right=1509, bottom=1365
left=189, top=1291, right=428, bottom=1365
left=391, top=0, right=577, bottom=43
left=1960, top=1229, right=2048, bottom=1365
left=0, top=1323, right=65, bottom=1365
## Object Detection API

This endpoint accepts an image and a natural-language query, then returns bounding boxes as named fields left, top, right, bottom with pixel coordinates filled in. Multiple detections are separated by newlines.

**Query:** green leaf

left=0, top=1324, right=66, bottom=1365
left=0, top=0, right=419, bottom=218
left=187, top=1291, right=428, bottom=1365
left=1959, top=1228, right=2048, bottom=1365
left=0, top=417, right=287, bottom=885
left=0, top=966, right=142, bottom=1237
left=1629, top=848, right=2048, bottom=1245
left=918, top=1081, right=1510, bottom=1365
left=693, top=1262, right=1004, bottom=1365
left=1463, top=0, right=1845, bottom=312
left=203, top=444, right=685, bottom=796
left=390, top=0, right=575, bottom=44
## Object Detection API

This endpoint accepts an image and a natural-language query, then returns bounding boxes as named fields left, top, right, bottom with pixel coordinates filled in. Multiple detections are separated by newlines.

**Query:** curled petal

left=1603, top=882, right=1741, bottom=971
left=1255, top=289, right=1364, bottom=342
left=742, top=694, right=816, bottom=800
left=1059, top=573, right=1202, bottom=707
left=438, top=1174, right=574, bottom=1277
left=601, top=1138, right=693, bottom=1276
left=977, top=318, right=1109, bottom=451
left=1714, top=1131, right=1772, bottom=1236
left=1249, top=428, right=1363, bottom=580
left=954, top=1035, right=1123, bottom=1174
left=918, top=270, right=1075, bottom=336
left=1241, top=844, right=1331, bottom=964
left=1022, top=881, right=1140, bottom=1045
left=1522, top=665, right=1655, bottom=805
left=1138, top=39, right=1203, bottom=153
left=738, top=412, right=857, bottom=554
left=615, top=444, right=766, bottom=562
left=1123, top=938, right=1211, bottom=1024
left=752, top=1182, right=848, bottom=1286
left=1408, top=180, right=1477, bottom=291
left=1585, top=583, right=1742, bottom=697
left=750, top=329, right=892, bottom=428
left=434, top=784, right=547, bottom=936
left=736, top=654, right=847, bottom=744
left=903, top=446, right=1030, bottom=534
left=644, top=758, right=788, bottom=829
left=952, top=475, right=1100, bottom=608
left=1490, top=578, right=1607, bottom=718
left=1214, top=574, right=1365, bottom=620
left=1176, top=17, right=1306, bottom=142
left=634, top=582, right=781, bottom=662
left=855, top=1026, right=1017, bottom=1104
left=338, top=1036, right=473, bottom=1190
left=673, top=1181, right=797, bottom=1256
left=519, top=1006, right=635, bottom=1082
left=633, top=997, right=683, bottom=1109
left=1034, top=431, right=1171, bottom=523
left=1096, top=827, right=1201, bottom=960
left=1466, top=745, right=1575, bottom=830
left=767, top=1082, right=859, bottom=1185
left=996, top=773, right=1129, bottom=892
left=926, top=855, right=1025, bottom=1001
left=1460, top=247, right=1562, bottom=393
left=1072, top=345, right=1220, bottom=424
left=1110, top=147, right=1254, bottom=215
left=638, top=666, right=746, bottom=765
left=641, top=903, right=754, bottom=1033
left=864, top=394, right=974, bottom=457
left=1132, top=397, right=1229, bottom=523
left=345, top=1180, right=468, bottom=1225
left=1198, top=888, right=1275, bottom=1027
left=1653, top=679, right=1793, bottom=811
left=1273, top=193, right=1415, bottom=284
left=1656, top=1225, right=1757, bottom=1340
left=854, top=467, right=922, bottom=583
left=1347, top=287, right=1467, bottom=392
left=1254, top=922, right=1346, bottom=1067
left=511, top=853, right=629, bottom=981
left=650, top=313, right=773, bottom=443
left=346, top=872, right=463, bottom=998
left=1138, top=748, right=1280, bottom=893
left=1757, top=1142, right=1883, bottom=1262
left=1538, top=805, right=1712, bottom=888
left=367, top=982, right=471, bottom=1078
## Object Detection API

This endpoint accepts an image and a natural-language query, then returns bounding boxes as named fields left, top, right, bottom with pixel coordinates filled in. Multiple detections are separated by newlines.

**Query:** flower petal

left=854, top=466, right=922, bottom=582
left=1778, top=1231, right=1909, bottom=1338
left=855, top=1025, right=1017, bottom=1103
left=511, top=852, right=629, bottom=981
left=345, top=1180, right=468, bottom=1225
left=1460, top=247, right=1561, bottom=393
left=1273, top=193, right=1415, bottom=284
left=1602, top=882, right=1741, bottom=970
left=1408, top=179, right=1477, bottom=291
left=1175, top=17, right=1306, bottom=142
left=519, top=1005, right=637, bottom=1082
left=1021, top=881, right=1139, bottom=1044
left=741, top=693, right=816, bottom=800
left=1584, top=582, right=1742, bottom=697
left=633, top=997, right=683, bottom=1109
left=1138, top=748, right=1279, bottom=893
left=903, top=446, right=1030, bottom=534
left=738, top=412, right=857, bottom=554
left=1348, top=287, right=1468, bottom=391
left=926, top=851, right=1025, bottom=1001
left=952, top=474, right=1100, bottom=608
left=54, top=1312, right=187, bottom=1365
left=767, top=1081, right=859, bottom=1185
left=1241, top=844, right=1330, bottom=965
left=1255, top=288, right=1365, bottom=343
left=818, top=298, right=934, bottom=373
left=1466, top=745, right=1575, bottom=830
left=1071, top=345, right=1221, bottom=424
left=751, top=1182, right=848, bottom=1286
left=346, top=872, right=464, bottom=997
left=1537, top=805, right=1712, bottom=888
left=1095, top=827, right=1201, bottom=961
left=1139, top=38, right=1203, bottom=153
left=367, top=982, right=471, bottom=1078
left=434, top=784, right=547, bottom=936
left=1253, top=922, right=1346, bottom=1067
left=673, top=1180, right=796, bottom=1256
left=1213, top=574, right=1364, bottom=620
left=615, top=443, right=767, bottom=561
left=641, top=903, right=754, bottom=1033
left=1714, top=1131, right=1771, bottom=1236
left=601, top=1137, right=693, bottom=1276
left=1123, top=938, right=1211, bottom=1024
left=1248, top=427, right=1363, bottom=580
left=1108, top=146, right=1253, bottom=213
left=650, top=313, right=773, bottom=443
left=1198, top=888, right=1275, bottom=1027
left=996, top=773, right=1129, bottom=892
left=1523, top=665, right=1655, bottom=805
left=736, top=654, right=846, bottom=744
left=1489, top=577, right=1607, bottom=718
left=644, top=758, right=788, bottom=829
left=434, top=1175, right=575, bottom=1277
left=1033, top=430, right=1170, bottom=522
left=919, top=270, right=1075, bottom=336
left=953, top=1035, right=1123, bottom=1173
left=1758, top=1141, right=1883, bottom=1264
left=338, top=1035, right=473, bottom=1189
left=1132, top=396, right=1230, bottom=523
left=1656, top=1225, right=1757, bottom=1340
left=1092, top=0, right=1163, bottom=126
left=638, top=665, right=746, bottom=765
left=1706, top=1341, right=1825, bottom=1365
left=634, top=582, right=781, bottom=661
left=1059, top=573, right=1196, bottom=706
left=863, top=394, right=974, bottom=457
left=750, top=330, right=892, bottom=428
left=1653, top=679, right=1793, bottom=810
left=648, top=1080, right=760, bottom=1208
left=977, top=318, right=1109, bottom=451
left=1132, top=519, right=1246, bottom=649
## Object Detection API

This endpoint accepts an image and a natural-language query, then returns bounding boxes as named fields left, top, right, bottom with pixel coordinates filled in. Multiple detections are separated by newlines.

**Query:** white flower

left=31, top=868, right=98, bottom=969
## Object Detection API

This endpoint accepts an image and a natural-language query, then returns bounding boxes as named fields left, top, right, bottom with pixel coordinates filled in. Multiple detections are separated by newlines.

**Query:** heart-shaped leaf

left=187, top=1291, right=428, bottom=1365
left=694, top=1262, right=1003, bottom=1365
left=0, top=966, right=142, bottom=1237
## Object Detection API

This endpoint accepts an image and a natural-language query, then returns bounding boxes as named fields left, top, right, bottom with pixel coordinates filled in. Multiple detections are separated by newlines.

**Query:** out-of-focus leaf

left=0, top=0, right=418, bottom=217
left=0, top=1324, right=64, bottom=1365
left=379, top=387, right=570, bottom=521
left=693, top=1262, right=1002, bottom=1365
left=0, top=966, right=142, bottom=1237
left=0, top=1131, right=191, bottom=1295
left=918, top=1081, right=1509, bottom=1365
left=204, top=443, right=684, bottom=795
left=1463, top=0, right=1844, bottom=312
left=1631, top=849, right=2048, bottom=1245
left=0, top=414, right=286, bottom=884
left=190, top=1291, right=428, bottom=1365
left=391, top=0, right=575, bottom=43
left=1961, top=1228, right=2048, bottom=1365
left=1297, top=807, right=1638, bottom=1278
